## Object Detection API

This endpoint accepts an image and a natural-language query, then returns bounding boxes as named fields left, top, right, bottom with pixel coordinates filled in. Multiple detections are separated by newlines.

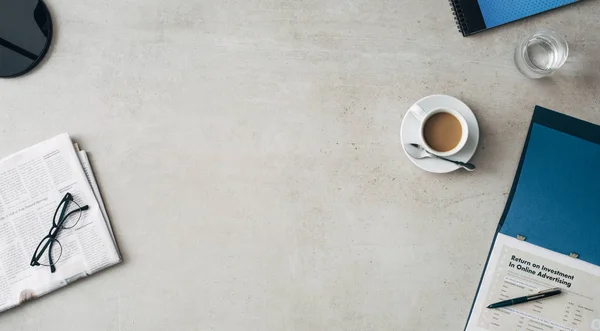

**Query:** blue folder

left=450, top=0, right=579, bottom=36
left=464, top=106, right=600, bottom=329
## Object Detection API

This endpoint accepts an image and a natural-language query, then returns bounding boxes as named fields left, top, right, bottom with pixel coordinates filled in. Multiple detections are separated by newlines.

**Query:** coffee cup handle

left=408, top=104, right=427, bottom=122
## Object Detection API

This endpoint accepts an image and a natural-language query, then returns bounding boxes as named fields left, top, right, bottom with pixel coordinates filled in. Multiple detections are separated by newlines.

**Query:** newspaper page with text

left=0, top=134, right=121, bottom=313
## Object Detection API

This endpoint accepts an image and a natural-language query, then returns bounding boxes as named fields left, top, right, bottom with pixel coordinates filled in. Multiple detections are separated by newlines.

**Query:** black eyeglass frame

left=30, top=192, right=89, bottom=273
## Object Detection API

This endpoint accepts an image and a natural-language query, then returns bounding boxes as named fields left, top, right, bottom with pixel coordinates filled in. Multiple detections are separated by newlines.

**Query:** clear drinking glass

left=514, top=29, right=569, bottom=79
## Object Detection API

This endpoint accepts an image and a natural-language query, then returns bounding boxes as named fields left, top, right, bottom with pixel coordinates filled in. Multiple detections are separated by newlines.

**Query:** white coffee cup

left=408, top=104, right=469, bottom=157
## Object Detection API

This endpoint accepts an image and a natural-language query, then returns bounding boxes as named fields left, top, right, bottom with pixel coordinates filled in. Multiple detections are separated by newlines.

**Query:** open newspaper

left=0, top=133, right=121, bottom=313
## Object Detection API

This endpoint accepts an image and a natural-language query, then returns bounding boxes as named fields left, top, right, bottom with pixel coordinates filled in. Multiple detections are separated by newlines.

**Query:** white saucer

left=401, top=94, right=479, bottom=173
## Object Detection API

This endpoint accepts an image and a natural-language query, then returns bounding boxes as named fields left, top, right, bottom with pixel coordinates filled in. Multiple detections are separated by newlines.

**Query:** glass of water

left=514, top=29, right=569, bottom=79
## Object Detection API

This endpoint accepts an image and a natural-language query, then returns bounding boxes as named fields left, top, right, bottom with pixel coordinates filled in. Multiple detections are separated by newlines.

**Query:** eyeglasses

left=30, top=193, right=89, bottom=273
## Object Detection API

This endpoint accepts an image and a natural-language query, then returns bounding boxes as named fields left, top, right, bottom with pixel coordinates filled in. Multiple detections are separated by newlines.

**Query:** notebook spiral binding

left=448, top=0, right=468, bottom=36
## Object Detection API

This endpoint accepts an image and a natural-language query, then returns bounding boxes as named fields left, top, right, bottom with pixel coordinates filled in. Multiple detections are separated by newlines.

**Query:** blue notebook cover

left=463, top=106, right=600, bottom=330
left=499, top=112, right=600, bottom=266
left=450, top=0, right=579, bottom=36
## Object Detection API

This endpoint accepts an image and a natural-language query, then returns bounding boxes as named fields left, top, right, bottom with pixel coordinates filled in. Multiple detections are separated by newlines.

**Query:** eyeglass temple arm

left=31, top=241, right=47, bottom=266
left=57, top=205, right=90, bottom=227
left=49, top=239, right=57, bottom=273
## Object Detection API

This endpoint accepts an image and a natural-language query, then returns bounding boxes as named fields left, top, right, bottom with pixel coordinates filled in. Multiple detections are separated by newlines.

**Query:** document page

left=0, top=134, right=121, bottom=313
left=466, top=233, right=600, bottom=331
left=78, top=150, right=119, bottom=253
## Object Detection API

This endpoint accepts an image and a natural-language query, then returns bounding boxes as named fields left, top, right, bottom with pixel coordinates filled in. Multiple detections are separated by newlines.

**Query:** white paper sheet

left=0, top=134, right=121, bottom=313
left=77, top=150, right=120, bottom=256
left=466, top=233, right=600, bottom=331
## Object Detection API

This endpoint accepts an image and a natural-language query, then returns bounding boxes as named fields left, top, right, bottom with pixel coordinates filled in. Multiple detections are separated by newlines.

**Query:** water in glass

left=514, top=30, right=568, bottom=79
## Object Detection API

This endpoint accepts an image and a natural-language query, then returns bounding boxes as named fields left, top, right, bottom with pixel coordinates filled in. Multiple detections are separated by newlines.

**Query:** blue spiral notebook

left=464, top=106, right=600, bottom=331
left=450, top=0, right=579, bottom=36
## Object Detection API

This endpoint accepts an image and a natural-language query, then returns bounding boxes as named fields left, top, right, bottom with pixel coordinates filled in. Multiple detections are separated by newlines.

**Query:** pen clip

left=536, top=287, right=561, bottom=295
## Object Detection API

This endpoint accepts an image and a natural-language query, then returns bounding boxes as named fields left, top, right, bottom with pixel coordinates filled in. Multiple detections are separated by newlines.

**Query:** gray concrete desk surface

left=1, top=0, right=599, bottom=330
